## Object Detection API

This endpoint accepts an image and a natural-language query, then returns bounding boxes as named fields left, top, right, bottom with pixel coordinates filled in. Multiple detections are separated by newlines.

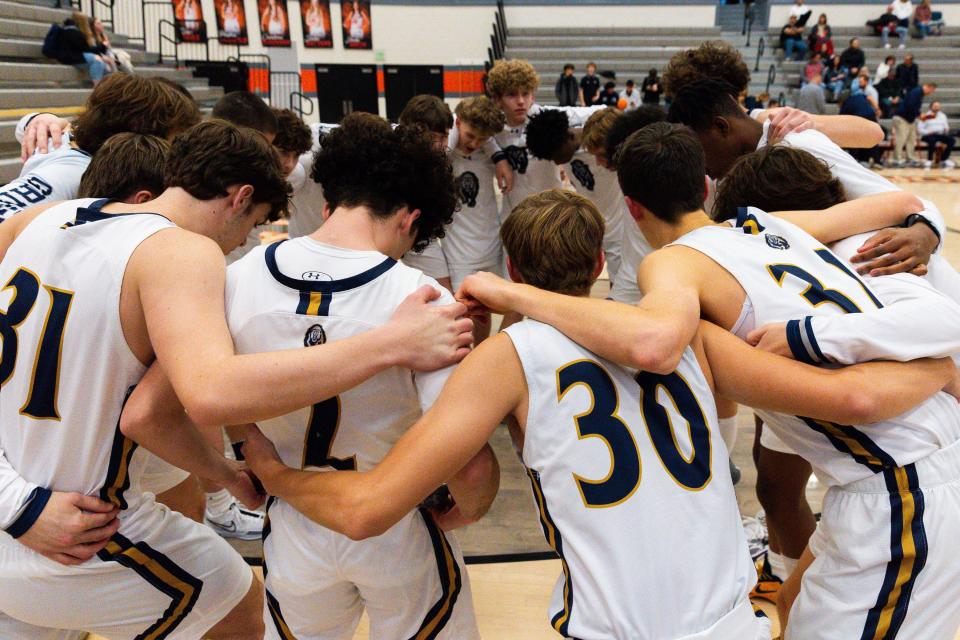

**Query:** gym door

left=384, top=65, right=444, bottom=122
left=314, top=63, right=379, bottom=123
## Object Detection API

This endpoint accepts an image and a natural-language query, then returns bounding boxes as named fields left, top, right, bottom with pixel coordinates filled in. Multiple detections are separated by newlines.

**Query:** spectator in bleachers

left=838, top=92, right=885, bottom=165
left=555, top=64, right=579, bottom=107
left=876, top=67, right=903, bottom=117
left=839, top=37, right=866, bottom=78
left=896, top=53, right=919, bottom=90
left=874, top=54, right=896, bottom=84
left=823, top=55, right=847, bottom=99
left=780, top=15, right=808, bottom=60
left=917, top=101, right=955, bottom=167
left=892, top=81, right=937, bottom=165
left=641, top=68, right=663, bottom=105
left=789, top=0, right=813, bottom=26
left=807, top=13, right=835, bottom=56
left=798, top=73, right=827, bottom=113
left=913, top=0, right=945, bottom=37
left=622, top=80, right=642, bottom=110
left=56, top=13, right=113, bottom=85
left=851, top=74, right=881, bottom=115
left=599, top=81, right=620, bottom=107
left=579, top=62, right=601, bottom=106
left=886, top=0, right=913, bottom=48
left=804, top=52, right=825, bottom=83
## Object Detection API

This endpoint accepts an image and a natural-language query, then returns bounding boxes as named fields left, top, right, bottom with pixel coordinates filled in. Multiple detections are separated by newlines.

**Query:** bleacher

left=0, top=0, right=222, bottom=185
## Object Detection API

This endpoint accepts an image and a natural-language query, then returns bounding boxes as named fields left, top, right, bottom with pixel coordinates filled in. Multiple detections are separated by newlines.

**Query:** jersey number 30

left=557, top=361, right=712, bottom=509
left=0, top=268, right=74, bottom=420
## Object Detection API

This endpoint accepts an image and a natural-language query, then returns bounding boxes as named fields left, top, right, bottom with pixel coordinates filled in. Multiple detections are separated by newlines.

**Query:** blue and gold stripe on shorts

left=96, top=532, right=202, bottom=640
left=99, top=386, right=139, bottom=510
left=266, top=588, right=297, bottom=640
left=801, top=418, right=898, bottom=473
left=408, top=509, right=464, bottom=640
left=527, top=468, right=574, bottom=637
left=860, top=464, right=927, bottom=640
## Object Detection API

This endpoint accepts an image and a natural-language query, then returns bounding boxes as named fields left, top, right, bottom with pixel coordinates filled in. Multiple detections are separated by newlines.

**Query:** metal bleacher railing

left=486, top=0, right=506, bottom=75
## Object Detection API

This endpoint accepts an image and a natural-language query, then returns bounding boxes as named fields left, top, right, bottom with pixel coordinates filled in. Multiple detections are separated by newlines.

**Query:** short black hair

left=604, top=105, right=666, bottom=168
left=311, top=113, right=458, bottom=252
left=525, top=109, right=570, bottom=161
left=667, top=78, right=746, bottom=132
left=398, top=94, right=453, bottom=134
left=563, top=63, right=575, bottom=72
left=626, top=79, right=635, bottom=87
left=212, top=91, right=279, bottom=136
left=615, top=122, right=705, bottom=223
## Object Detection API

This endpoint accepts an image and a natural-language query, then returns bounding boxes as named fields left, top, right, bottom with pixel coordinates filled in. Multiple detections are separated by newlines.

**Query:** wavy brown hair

left=72, top=74, right=201, bottom=156
left=663, top=41, right=751, bottom=98
left=78, top=133, right=170, bottom=201
left=271, top=107, right=312, bottom=155
left=486, top=59, right=539, bottom=98
left=454, top=96, right=505, bottom=138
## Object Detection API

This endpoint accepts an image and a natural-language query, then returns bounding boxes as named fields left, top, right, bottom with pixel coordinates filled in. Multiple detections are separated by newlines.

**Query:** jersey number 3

left=0, top=268, right=74, bottom=420
left=557, top=361, right=712, bottom=509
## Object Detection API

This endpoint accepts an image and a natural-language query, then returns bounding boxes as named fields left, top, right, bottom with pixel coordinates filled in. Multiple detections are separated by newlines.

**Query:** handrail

left=754, top=36, right=765, bottom=73
left=157, top=18, right=178, bottom=66
left=766, top=63, right=776, bottom=94
left=487, top=0, right=507, bottom=69
left=743, top=2, right=755, bottom=46
left=291, top=91, right=314, bottom=118
left=777, top=91, right=785, bottom=107
left=90, top=0, right=115, bottom=31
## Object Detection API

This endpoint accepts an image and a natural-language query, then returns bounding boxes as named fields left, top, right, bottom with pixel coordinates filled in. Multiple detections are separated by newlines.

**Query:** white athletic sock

left=205, top=488, right=233, bottom=516
left=719, top=416, right=738, bottom=453
left=767, top=550, right=799, bottom=581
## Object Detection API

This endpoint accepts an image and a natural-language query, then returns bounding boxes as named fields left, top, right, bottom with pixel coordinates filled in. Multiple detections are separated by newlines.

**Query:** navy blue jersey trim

left=264, top=240, right=397, bottom=293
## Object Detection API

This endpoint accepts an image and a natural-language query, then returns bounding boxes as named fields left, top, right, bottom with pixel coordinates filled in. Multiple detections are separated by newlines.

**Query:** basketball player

left=0, top=120, right=472, bottom=637
left=271, top=108, right=313, bottom=177
left=77, top=133, right=170, bottom=203
left=1, top=74, right=200, bottom=219
left=457, top=124, right=960, bottom=639
left=524, top=108, right=625, bottom=285
left=241, top=189, right=954, bottom=639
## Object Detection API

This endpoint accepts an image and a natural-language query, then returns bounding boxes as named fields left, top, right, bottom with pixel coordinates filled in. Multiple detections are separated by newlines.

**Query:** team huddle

left=0, top=39, right=958, bottom=640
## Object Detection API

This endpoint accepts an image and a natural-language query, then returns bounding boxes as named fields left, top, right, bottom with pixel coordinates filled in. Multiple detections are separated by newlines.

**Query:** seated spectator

left=780, top=15, right=808, bottom=60
left=917, top=100, right=954, bottom=167
left=838, top=92, right=884, bottom=166
left=622, top=79, right=642, bottom=110
left=838, top=37, right=865, bottom=78
left=599, top=81, right=620, bottom=107
left=91, top=17, right=134, bottom=74
left=892, top=81, right=937, bottom=166
left=913, top=0, right=945, bottom=38
left=896, top=54, right=919, bottom=90
left=874, top=54, right=896, bottom=84
left=579, top=62, right=601, bottom=106
left=887, top=0, right=913, bottom=48
left=875, top=68, right=903, bottom=117
left=555, top=64, right=579, bottom=107
left=757, top=91, right=771, bottom=108
left=641, top=68, right=663, bottom=105
left=767, top=96, right=781, bottom=108
left=797, top=73, right=827, bottom=114
left=807, top=13, right=834, bottom=56
left=823, top=55, right=847, bottom=99
left=804, top=52, right=825, bottom=83
left=789, top=0, right=813, bottom=26
left=54, top=12, right=113, bottom=85
left=850, top=74, right=881, bottom=115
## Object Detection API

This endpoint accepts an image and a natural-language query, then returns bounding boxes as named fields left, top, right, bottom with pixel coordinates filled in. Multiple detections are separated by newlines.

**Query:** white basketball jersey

left=503, top=320, right=754, bottom=640
left=495, top=123, right=562, bottom=219
left=445, top=142, right=500, bottom=268
left=672, top=207, right=960, bottom=486
left=0, top=198, right=173, bottom=512
left=565, top=149, right=626, bottom=280
left=0, top=136, right=90, bottom=220
left=225, top=238, right=453, bottom=473
left=610, top=221, right=653, bottom=305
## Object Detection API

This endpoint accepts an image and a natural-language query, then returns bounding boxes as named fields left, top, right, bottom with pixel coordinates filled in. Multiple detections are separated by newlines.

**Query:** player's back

left=503, top=319, right=757, bottom=640
left=672, top=207, right=960, bottom=485
left=0, top=198, right=173, bottom=507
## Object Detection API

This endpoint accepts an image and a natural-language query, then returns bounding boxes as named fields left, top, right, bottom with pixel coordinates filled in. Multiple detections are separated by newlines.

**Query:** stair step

left=0, top=0, right=69, bottom=23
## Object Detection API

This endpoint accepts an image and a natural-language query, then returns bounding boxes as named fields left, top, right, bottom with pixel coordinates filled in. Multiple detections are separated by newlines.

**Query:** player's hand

left=20, top=114, right=71, bottom=162
left=765, top=107, right=815, bottom=144
left=456, top=271, right=516, bottom=315
left=240, top=424, right=285, bottom=492
left=389, top=285, right=473, bottom=371
left=220, top=459, right=266, bottom=510
left=17, top=492, right=120, bottom=566
left=495, top=158, right=514, bottom=194
left=746, top=322, right=793, bottom=358
left=850, top=225, right=937, bottom=277
left=430, top=504, right=474, bottom=531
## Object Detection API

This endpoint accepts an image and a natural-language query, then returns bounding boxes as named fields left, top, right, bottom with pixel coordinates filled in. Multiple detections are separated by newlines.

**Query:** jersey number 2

left=0, top=268, right=74, bottom=420
left=301, top=396, right=357, bottom=470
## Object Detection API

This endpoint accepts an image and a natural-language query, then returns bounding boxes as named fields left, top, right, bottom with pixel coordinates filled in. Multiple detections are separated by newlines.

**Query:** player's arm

left=850, top=199, right=945, bottom=274
left=243, top=334, right=525, bottom=540
left=484, top=137, right=514, bottom=194
left=433, top=444, right=500, bottom=530
left=135, top=230, right=472, bottom=426
left=118, top=364, right=262, bottom=507
left=772, top=191, right=924, bottom=245
left=750, top=273, right=960, bottom=365
left=456, top=248, right=701, bottom=374
left=758, top=108, right=884, bottom=148
left=699, top=321, right=954, bottom=425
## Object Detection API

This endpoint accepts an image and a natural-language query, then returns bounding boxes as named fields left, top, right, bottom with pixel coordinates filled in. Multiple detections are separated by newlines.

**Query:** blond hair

left=71, top=12, right=95, bottom=47
left=501, top=189, right=604, bottom=295
left=486, top=59, right=539, bottom=98
left=454, top=96, right=506, bottom=138
left=581, top=108, right=622, bottom=155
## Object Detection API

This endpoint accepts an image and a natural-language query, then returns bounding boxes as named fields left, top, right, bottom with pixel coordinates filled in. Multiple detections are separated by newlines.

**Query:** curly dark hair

left=398, top=95, right=453, bottom=135
left=663, top=41, right=751, bottom=99
left=524, top=109, right=570, bottom=161
left=271, top=108, right=313, bottom=155
left=165, top=119, right=290, bottom=222
left=712, top=146, right=846, bottom=221
left=603, top=105, right=667, bottom=169
left=667, top=78, right=745, bottom=132
left=310, top=113, right=458, bottom=252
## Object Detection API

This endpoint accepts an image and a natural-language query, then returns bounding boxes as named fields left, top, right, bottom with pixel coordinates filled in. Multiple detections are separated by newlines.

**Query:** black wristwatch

left=903, top=213, right=941, bottom=246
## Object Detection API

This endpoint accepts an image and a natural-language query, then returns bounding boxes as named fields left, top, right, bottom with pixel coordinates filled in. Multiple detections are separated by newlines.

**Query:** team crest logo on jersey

left=504, top=145, right=529, bottom=174
left=456, top=171, right=480, bottom=207
left=570, top=159, right=595, bottom=191
left=301, top=270, right=332, bottom=282
left=304, top=324, right=326, bottom=346
left=765, top=234, right=790, bottom=250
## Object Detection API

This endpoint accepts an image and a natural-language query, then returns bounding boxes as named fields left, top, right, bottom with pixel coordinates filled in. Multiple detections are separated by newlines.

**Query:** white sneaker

left=884, top=43, right=891, bottom=49
left=898, top=43, right=906, bottom=49
left=205, top=499, right=265, bottom=540
left=942, top=159, right=955, bottom=169
left=924, top=160, right=934, bottom=169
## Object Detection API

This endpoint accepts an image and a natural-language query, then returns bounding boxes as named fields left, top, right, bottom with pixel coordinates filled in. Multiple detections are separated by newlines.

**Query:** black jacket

left=895, top=63, right=919, bottom=90
left=839, top=47, right=865, bottom=71
left=555, top=74, right=579, bottom=106
left=56, top=25, right=99, bottom=65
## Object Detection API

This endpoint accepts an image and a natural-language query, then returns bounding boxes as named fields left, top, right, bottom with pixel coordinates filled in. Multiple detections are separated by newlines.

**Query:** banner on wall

left=214, top=0, right=248, bottom=45
left=172, top=0, right=206, bottom=42
left=341, top=0, right=372, bottom=49
left=300, top=0, right=333, bottom=48
left=258, top=0, right=291, bottom=47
